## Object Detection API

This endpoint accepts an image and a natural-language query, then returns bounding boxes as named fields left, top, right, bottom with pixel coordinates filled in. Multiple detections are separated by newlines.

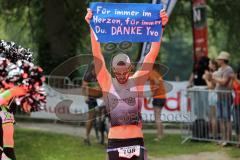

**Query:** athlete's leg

left=135, top=148, right=145, bottom=160
left=94, top=114, right=99, bottom=140
left=99, top=107, right=105, bottom=144
left=85, top=106, right=96, bottom=144
left=108, top=151, right=119, bottom=160
left=154, top=107, right=163, bottom=139
left=235, top=106, right=240, bottom=147
left=0, top=118, right=3, bottom=159
left=3, top=123, right=16, bottom=160
left=209, top=106, right=217, bottom=138
left=153, top=99, right=165, bottom=140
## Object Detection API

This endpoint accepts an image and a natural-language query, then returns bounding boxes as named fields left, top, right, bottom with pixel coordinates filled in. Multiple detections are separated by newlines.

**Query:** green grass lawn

left=145, top=134, right=218, bottom=157
left=14, top=128, right=240, bottom=160
left=15, top=128, right=106, bottom=160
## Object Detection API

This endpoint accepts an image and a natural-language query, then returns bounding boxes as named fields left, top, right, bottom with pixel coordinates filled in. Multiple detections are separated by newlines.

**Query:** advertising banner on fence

left=141, top=81, right=190, bottom=122
left=31, top=81, right=190, bottom=122
left=90, top=2, right=163, bottom=42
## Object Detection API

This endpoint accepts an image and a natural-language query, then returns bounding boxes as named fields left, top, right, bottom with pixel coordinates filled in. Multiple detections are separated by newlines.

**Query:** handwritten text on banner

left=90, top=2, right=163, bottom=43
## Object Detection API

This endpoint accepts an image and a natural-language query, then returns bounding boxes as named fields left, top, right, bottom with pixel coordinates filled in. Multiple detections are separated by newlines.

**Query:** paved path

left=16, top=122, right=87, bottom=137
left=16, top=122, right=181, bottom=138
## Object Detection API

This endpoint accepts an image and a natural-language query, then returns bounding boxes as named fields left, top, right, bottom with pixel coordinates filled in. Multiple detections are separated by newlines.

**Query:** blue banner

left=90, top=2, right=163, bottom=43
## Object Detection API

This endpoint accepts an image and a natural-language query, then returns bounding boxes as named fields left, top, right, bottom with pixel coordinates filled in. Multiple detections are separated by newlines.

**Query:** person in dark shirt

left=188, top=52, right=209, bottom=122
left=188, top=52, right=209, bottom=87
left=193, top=56, right=210, bottom=85
left=82, top=64, right=99, bottom=145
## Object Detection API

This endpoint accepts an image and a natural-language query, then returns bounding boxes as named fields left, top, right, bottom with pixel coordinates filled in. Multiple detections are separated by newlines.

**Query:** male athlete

left=85, top=8, right=168, bottom=160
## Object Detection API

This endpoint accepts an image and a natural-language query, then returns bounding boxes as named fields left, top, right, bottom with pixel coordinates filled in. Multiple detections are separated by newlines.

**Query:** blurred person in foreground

left=203, top=59, right=219, bottom=139
left=0, top=86, right=29, bottom=160
left=231, top=65, right=240, bottom=147
left=212, top=51, right=234, bottom=146
left=149, top=64, right=166, bottom=141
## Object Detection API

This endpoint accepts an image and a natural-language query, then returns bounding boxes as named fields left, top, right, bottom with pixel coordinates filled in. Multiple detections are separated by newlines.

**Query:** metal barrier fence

left=181, top=87, right=240, bottom=145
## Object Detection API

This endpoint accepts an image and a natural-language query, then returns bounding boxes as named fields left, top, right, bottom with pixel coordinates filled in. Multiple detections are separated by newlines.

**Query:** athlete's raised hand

left=10, top=86, right=28, bottom=97
left=160, top=10, right=168, bottom=27
left=85, top=8, right=93, bottom=24
left=22, top=101, right=31, bottom=113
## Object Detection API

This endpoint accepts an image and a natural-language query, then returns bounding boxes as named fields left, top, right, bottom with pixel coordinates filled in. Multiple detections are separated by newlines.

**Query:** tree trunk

left=38, top=0, right=71, bottom=74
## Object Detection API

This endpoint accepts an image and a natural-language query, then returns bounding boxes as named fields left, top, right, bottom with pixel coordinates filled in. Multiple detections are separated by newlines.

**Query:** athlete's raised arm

left=0, top=86, right=27, bottom=105
left=85, top=9, right=111, bottom=91
left=133, top=11, right=168, bottom=86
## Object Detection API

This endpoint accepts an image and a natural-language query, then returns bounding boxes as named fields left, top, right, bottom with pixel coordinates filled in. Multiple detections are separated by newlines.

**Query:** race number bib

left=117, top=145, right=140, bottom=159
left=0, top=110, right=14, bottom=124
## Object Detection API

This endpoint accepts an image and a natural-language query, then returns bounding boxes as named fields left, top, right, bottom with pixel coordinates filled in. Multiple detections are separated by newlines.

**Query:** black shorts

left=152, top=98, right=166, bottom=108
left=86, top=98, right=97, bottom=110
left=107, top=138, right=147, bottom=160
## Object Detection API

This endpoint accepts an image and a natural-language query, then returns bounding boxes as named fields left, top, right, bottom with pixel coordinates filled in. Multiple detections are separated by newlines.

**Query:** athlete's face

left=113, top=66, right=131, bottom=84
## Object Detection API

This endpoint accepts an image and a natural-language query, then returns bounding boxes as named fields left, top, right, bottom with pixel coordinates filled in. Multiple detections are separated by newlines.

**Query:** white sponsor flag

left=152, top=0, right=177, bottom=16
left=139, top=0, right=177, bottom=63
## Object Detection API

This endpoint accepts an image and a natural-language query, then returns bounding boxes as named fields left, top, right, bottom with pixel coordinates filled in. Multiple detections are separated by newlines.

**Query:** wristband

left=0, top=90, right=11, bottom=104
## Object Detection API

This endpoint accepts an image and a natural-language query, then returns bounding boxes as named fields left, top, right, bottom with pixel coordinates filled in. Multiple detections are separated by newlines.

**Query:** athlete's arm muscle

left=132, top=32, right=163, bottom=87
left=0, top=87, right=26, bottom=105
left=90, top=29, right=111, bottom=91
left=133, top=11, right=168, bottom=87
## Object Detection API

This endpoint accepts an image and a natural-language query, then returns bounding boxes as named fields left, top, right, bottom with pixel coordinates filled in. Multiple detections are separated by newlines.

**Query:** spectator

left=188, top=52, right=209, bottom=120
left=82, top=64, right=101, bottom=145
left=188, top=51, right=209, bottom=87
left=212, top=51, right=234, bottom=146
left=96, top=101, right=108, bottom=145
left=149, top=64, right=166, bottom=141
left=203, top=59, right=219, bottom=139
left=231, top=65, right=240, bottom=147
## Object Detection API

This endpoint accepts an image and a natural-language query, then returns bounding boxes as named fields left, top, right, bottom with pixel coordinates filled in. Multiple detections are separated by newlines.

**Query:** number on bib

left=117, top=145, right=140, bottom=159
